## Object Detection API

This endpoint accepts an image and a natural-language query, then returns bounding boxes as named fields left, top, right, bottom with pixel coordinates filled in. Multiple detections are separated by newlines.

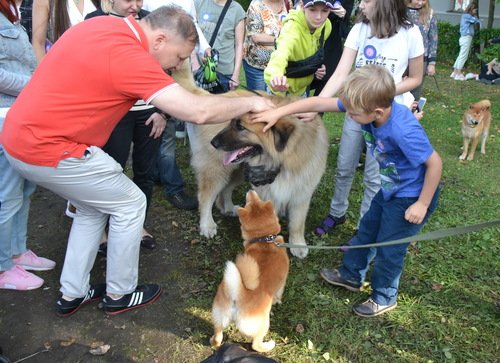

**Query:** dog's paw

left=459, top=154, right=466, bottom=160
left=466, top=155, right=475, bottom=161
left=252, top=340, right=275, bottom=353
left=290, top=246, right=309, bottom=259
left=200, top=224, right=218, bottom=238
left=220, top=205, right=240, bottom=216
left=210, top=334, right=222, bottom=348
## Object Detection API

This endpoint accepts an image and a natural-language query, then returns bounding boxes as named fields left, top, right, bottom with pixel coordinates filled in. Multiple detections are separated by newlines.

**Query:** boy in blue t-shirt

left=251, top=64, right=442, bottom=317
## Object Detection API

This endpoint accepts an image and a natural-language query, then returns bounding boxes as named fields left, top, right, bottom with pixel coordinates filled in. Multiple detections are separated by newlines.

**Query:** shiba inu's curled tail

left=223, top=261, right=242, bottom=301
left=235, top=254, right=260, bottom=291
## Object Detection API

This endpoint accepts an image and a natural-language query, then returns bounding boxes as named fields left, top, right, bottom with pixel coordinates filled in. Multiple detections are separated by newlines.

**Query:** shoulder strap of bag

left=319, top=26, right=325, bottom=47
left=209, top=0, right=232, bottom=47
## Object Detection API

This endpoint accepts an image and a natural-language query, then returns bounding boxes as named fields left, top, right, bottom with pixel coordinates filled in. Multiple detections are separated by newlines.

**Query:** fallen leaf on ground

left=89, top=344, right=110, bottom=356
left=90, top=341, right=106, bottom=349
left=60, top=337, right=77, bottom=347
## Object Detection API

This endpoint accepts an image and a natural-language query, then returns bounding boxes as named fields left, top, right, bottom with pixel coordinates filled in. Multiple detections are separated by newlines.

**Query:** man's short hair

left=144, top=5, right=198, bottom=46
left=339, top=65, right=396, bottom=114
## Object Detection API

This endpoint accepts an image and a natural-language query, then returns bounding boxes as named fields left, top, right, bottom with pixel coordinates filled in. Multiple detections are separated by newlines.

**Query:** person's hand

left=331, top=5, right=346, bottom=18
left=296, top=112, right=319, bottom=122
left=229, top=76, right=239, bottom=90
left=146, top=112, right=167, bottom=138
left=405, top=200, right=428, bottom=224
left=410, top=101, right=424, bottom=121
left=250, top=108, right=282, bottom=132
left=315, top=64, right=326, bottom=80
left=270, top=75, right=289, bottom=93
left=427, top=63, right=436, bottom=76
left=204, top=47, right=212, bottom=59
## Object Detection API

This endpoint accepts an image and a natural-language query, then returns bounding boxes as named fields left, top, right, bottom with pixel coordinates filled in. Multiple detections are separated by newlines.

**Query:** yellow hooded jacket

left=264, top=9, right=332, bottom=96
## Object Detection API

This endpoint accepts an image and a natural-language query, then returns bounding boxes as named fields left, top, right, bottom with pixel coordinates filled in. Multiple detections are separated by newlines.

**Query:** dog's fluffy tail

left=223, top=255, right=260, bottom=301
left=235, top=254, right=260, bottom=291
left=223, top=261, right=242, bottom=301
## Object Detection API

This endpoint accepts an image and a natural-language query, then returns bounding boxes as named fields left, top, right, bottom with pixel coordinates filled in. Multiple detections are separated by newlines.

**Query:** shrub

left=437, top=21, right=500, bottom=67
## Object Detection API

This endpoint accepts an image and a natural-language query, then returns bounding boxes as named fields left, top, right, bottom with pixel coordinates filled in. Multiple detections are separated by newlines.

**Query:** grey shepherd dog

left=172, top=63, right=328, bottom=258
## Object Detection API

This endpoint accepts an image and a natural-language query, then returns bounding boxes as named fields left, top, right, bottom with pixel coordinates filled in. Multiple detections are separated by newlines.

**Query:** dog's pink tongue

left=223, top=151, right=240, bottom=166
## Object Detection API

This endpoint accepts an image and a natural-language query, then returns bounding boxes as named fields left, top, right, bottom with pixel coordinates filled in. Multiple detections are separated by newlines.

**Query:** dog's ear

left=237, top=207, right=248, bottom=218
left=481, top=102, right=491, bottom=111
left=271, top=119, right=295, bottom=152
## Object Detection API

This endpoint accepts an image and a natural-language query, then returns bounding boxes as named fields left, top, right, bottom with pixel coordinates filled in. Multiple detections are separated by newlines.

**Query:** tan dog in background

left=210, top=190, right=289, bottom=353
left=459, top=99, right=492, bottom=161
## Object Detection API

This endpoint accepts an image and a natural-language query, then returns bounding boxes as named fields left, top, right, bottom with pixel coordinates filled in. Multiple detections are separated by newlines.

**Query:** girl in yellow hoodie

left=264, top=0, right=343, bottom=96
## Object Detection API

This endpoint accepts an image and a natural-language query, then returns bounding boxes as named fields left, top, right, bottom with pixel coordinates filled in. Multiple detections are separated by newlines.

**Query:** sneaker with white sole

left=0, top=265, right=44, bottom=290
left=319, top=268, right=361, bottom=292
left=450, top=71, right=457, bottom=78
left=352, top=298, right=397, bottom=317
left=454, top=74, right=466, bottom=81
left=65, top=201, right=77, bottom=218
left=56, top=283, right=106, bottom=317
left=12, top=250, right=56, bottom=271
left=102, top=284, right=162, bottom=315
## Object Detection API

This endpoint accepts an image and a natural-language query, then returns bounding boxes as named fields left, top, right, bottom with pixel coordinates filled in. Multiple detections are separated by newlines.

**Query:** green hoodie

left=264, top=9, right=332, bottom=96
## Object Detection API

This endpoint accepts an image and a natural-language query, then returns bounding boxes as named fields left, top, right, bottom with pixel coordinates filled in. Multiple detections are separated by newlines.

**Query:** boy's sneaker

left=454, top=74, right=466, bottom=81
left=56, top=283, right=106, bottom=317
left=352, top=298, right=397, bottom=317
left=314, top=215, right=346, bottom=236
left=0, top=265, right=44, bottom=290
left=319, top=268, right=361, bottom=292
left=12, top=250, right=56, bottom=271
left=102, top=284, right=162, bottom=315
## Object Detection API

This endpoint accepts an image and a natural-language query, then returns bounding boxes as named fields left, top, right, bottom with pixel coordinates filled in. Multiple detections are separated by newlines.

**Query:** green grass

left=173, top=65, right=500, bottom=363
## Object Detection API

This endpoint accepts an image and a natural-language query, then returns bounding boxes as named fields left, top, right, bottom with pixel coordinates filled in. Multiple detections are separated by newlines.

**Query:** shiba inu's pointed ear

left=238, top=207, right=248, bottom=219
left=271, top=119, right=295, bottom=152
left=246, top=190, right=260, bottom=203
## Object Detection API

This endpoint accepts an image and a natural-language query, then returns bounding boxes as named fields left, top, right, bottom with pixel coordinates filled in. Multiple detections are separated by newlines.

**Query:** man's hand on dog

left=404, top=201, right=428, bottom=225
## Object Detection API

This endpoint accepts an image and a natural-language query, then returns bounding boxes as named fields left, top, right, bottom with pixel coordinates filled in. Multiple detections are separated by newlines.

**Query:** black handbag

left=200, top=343, right=279, bottom=363
left=285, top=27, right=325, bottom=79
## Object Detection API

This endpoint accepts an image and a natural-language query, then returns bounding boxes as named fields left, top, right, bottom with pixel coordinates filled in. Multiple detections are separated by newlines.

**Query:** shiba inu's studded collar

left=249, top=234, right=278, bottom=244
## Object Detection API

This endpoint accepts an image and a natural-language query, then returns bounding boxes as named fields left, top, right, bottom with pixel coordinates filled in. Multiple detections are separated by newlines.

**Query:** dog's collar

left=244, top=165, right=281, bottom=186
left=248, top=234, right=278, bottom=244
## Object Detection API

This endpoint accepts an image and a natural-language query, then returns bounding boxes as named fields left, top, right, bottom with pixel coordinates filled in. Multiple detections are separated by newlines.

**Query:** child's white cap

left=303, top=0, right=337, bottom=9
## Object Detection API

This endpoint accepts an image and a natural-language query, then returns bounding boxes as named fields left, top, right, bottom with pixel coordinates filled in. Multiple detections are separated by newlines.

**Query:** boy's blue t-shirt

left=337, top=99, right=434, bottom=200
left=362, top=101, right=434, bottom=200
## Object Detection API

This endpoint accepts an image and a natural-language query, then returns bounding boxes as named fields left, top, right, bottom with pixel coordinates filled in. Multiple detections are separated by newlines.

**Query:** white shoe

left=465, top=73, right=478, bottom=80
left=65, top=201, right=77, bottom=218
left=450, top=71, right=457, bottom=78
left=454, top=74, right=466, bottom=81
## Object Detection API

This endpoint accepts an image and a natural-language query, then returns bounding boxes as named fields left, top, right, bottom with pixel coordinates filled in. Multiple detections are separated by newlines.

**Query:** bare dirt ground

left=0, top=184, right=226, bottom=363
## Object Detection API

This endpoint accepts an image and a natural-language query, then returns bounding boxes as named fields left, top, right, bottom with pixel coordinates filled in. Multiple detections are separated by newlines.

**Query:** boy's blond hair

left=339, top=65, right=396, bottom=114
